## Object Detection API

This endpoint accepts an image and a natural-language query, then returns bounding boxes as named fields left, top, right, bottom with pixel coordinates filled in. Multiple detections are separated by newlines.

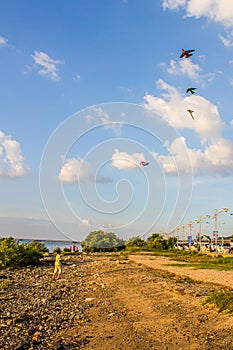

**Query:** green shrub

left=125, top=236, right=146, bottom=248
left=0, top=237, right=44, bottom=269
left=203, top=290, right=233, bottom=314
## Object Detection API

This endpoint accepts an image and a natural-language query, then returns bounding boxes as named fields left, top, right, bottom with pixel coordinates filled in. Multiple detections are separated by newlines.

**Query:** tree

left=147, top=233, right=172, bottom=250
left=81, top=230, right=125, bottom=252
left=125, top=236, right=146, bottom=248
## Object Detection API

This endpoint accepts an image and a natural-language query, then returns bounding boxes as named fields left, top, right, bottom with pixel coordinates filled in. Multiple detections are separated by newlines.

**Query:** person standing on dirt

left=52, top=248, right=62, bottom=280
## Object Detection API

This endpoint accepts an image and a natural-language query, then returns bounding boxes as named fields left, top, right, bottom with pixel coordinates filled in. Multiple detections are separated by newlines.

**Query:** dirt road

left=129, top=254, right=233, bottom=288
left=1, top=254, right=233, bottom=349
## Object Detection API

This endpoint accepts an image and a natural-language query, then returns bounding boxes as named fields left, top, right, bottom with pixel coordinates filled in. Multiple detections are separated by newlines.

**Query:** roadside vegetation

left=0, top=237, right=48, bottom=269
left=203, top=290, right=233, bottom=315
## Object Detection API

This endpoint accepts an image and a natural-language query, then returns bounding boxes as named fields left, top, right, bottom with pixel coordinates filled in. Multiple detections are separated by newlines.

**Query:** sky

left=1, top=0, right=233, bottom=242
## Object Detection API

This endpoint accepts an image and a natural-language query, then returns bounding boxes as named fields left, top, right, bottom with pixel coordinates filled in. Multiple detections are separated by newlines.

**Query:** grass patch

left=165, top=258, right=233, bottom=270
left=203, top=290, right=233, bottom=314
left=132, top=249, right=233, bottom=271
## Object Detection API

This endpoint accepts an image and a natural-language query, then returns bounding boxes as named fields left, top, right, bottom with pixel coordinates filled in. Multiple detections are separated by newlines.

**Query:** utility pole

left=198, top=216, right=202, bottom=241
left=213, top=209, right=218, bottom=252
left=176, top=227, right=180, bottom=247
left=181, top=224, right=185, bottom=245
left=212, top=208, right=228, bottom=253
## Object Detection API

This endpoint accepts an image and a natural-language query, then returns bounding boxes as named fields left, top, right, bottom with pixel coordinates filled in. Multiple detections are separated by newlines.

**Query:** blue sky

left=1, top=0, right=233, bottom=242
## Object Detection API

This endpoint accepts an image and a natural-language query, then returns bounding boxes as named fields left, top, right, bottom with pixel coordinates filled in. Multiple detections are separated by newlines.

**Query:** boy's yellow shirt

left=55, top=253, right=61, bottom=266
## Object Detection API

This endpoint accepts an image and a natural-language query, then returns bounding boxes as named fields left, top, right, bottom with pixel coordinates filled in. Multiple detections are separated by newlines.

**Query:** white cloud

left=144, top=80, right=233, bottom=176
left=166, top=59, right=202, bottom=80
left=91, top=107, right=123, bottom=135
left=163, top=0, right=233, bottom=25
left=32, top=50, right=62, bottom=81
left=162, top=1, right=233, bottom=46
left=164, top=59, right=215, bottom=85
left=0, top=35, right=8, bottom=47
left=0, top=131, right=27, bottom=177
left=162, top=0, right=187, bottom=11
left=59, top=157, right=111, bottom=183
left=153, top=137, right=233, bottom=176
left=82, top=218, right=91, bottom=225
left=230, top=120, right=233, bottom=127
left=111, top=149, right=146, bottom=170
left=144, top=79, right=225, bottom=143
left=219, top=30, right=233, bottom=47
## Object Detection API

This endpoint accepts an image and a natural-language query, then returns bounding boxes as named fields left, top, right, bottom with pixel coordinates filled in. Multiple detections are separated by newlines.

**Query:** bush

left=125, top=236, right=146, bottom=248
left=147, top=233, right=176, bottom=250
left=0, top=237, right=44, bottom=269
left=81, top=230, right=125, bottom=252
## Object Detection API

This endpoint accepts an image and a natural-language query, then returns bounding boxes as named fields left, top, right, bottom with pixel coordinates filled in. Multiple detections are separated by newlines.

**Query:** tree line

left=0, top=231, right=177, bottom=269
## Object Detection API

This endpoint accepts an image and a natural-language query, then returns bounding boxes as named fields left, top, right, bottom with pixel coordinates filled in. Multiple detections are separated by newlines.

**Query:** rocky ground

left=1, top=253, right=233, bottom=350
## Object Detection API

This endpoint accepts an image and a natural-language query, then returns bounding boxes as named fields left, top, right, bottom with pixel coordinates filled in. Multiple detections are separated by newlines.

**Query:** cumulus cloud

left=144, top=80, right=233, bottom=176
left=111, top=149, right=146, bottom=170
left=163, top=59, right=215, bottom=85
left=0, top=35, right=8, bottom=47
left=32, top=50, right=63, bottom=81
left=162, top=1, right=233, bottom=46
left=59, top=157, right=112, bottom=183
left=152, top=137, right=233, bottom=176
left=0, top=131, right=27, bottom=177
left=144, top=79, right=225, bottom=143
left=166, top=59, right=202, bottom=80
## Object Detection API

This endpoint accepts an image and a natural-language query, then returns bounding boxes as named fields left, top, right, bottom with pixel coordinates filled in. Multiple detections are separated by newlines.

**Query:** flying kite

left=140, top=161, right=149, bottom=167
left=180, top=49, right=195, bottom=59
left=186, top=87, right=196, bottom=94
left=187, top=109, right=195, bottom=120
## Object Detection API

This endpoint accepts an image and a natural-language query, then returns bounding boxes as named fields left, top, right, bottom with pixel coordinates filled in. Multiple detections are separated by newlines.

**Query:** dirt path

left=128, top=254, right=233, bottom=288
left=63, top=255, right=233, bottom=349
left=1, top=254, right=233, bottom=349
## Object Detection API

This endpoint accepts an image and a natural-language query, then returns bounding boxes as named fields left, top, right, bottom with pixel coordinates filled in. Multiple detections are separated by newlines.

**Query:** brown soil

left=2, top=253, right=233, bottom=349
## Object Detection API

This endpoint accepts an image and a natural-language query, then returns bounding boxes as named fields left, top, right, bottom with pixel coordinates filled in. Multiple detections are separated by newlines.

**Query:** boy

left=52, top=248, right=62, bottom=280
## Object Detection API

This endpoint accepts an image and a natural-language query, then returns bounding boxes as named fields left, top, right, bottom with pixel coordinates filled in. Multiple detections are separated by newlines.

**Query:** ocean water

left=18, top=239, right=82, bottom=253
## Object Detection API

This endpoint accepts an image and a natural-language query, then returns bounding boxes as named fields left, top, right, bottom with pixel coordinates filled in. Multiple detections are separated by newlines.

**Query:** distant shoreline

left=2, top=237, right=81, bottom=244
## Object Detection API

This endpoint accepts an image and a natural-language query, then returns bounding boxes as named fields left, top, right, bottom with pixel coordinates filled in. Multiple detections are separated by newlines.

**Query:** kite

left=140, top=161, right=149, bottom=167
left=186, top=87, right=196, bottom=94
left=187, top=109, right=195, bottom=120
left=180, top=49, right=195, bottom=59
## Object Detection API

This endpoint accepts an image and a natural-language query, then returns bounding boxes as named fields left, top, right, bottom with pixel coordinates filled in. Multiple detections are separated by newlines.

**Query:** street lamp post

left=181, top=224, right=185, bottom=246
left=176, top=227, right=180, bottom=247
left=213, top=209, right=218, bottom=251
left=195, top=216, right=202, bottom=241
left=212, top=208, right=228, bottom=252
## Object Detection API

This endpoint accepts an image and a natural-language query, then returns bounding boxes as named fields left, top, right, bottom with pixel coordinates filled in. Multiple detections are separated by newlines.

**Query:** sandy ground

left=1, top=254, right=233, bottom=349
left=128, top=254, right=233, bottom=288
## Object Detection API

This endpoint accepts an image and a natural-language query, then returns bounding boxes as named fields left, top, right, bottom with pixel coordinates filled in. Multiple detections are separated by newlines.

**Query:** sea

left=18, top=239, right=82, bottom=253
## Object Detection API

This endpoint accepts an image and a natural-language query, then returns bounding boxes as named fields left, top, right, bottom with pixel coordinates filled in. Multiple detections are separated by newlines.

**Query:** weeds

left=203, top=290, right=233, bottom=314
left=0, top=279, right=9, bottom=290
